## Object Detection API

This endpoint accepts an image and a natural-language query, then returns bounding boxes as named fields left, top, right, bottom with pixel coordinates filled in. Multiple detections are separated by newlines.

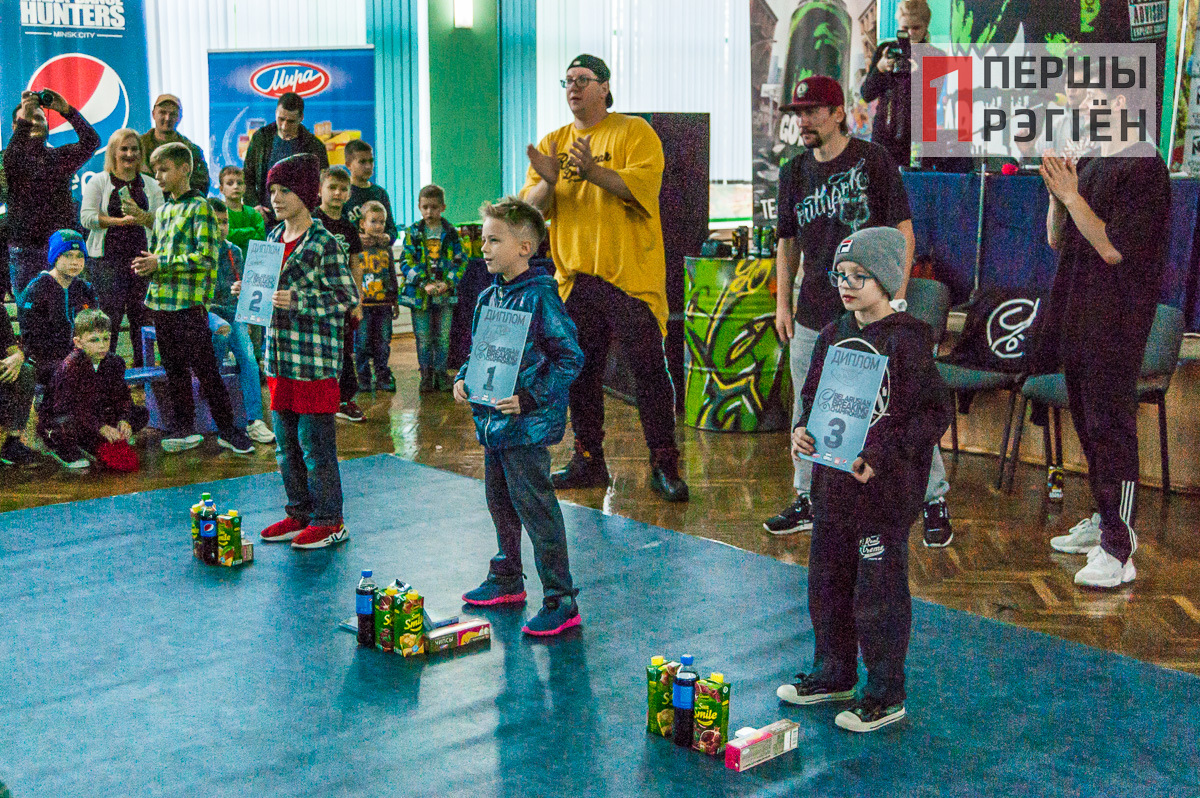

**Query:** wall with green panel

left=427, top=0, right=502, bottom=225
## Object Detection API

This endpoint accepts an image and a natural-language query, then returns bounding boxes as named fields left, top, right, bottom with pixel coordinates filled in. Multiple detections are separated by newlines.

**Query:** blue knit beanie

left=47, top=229, right=86, bottom=267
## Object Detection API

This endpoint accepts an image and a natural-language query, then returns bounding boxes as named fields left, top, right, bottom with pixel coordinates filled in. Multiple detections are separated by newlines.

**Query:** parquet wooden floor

left=3, top=336, right=1198, bottom=675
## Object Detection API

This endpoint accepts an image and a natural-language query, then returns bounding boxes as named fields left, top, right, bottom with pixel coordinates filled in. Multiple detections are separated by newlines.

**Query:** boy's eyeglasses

left=561, top=76, right=603, bottom=89
left=827, top=270, right=873, bottom=289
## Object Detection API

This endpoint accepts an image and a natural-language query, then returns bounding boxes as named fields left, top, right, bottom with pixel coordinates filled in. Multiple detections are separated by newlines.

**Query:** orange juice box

left=692, top=672, right=731, bottom=755
left=646, top=658, right=680, bottom=737
left=216, top=511, right=244, bottom=567
left=394, top=591, right=427, bottom=657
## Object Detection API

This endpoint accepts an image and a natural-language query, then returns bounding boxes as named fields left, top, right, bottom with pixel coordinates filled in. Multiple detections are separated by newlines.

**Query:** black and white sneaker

left=217, top=430, right=255, bottom=454
left=922, top=498, right=953, bottom=548
left=835, top=696, right=907, bottom=733
left=776, top=673, right=856, bottom=705
left=0, top=437, right=42, bottom=468
left=763, top=494, right=813, bottom=535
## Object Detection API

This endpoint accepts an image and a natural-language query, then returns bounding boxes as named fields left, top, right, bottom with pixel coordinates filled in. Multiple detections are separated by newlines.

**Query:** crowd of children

left=0, top=129, right=471, bottom=475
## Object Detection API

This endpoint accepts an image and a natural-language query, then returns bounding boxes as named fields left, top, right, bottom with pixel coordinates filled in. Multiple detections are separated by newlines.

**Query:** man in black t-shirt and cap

left=762, top=75, right=954, bottom=548
left=1039, top=83, right=1170, bottom=589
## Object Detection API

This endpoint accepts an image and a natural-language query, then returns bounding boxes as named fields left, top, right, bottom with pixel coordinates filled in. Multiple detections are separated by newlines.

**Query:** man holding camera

left=5, top=89, right=99, bottom=296
left=860, top=0, right=930, bottom=169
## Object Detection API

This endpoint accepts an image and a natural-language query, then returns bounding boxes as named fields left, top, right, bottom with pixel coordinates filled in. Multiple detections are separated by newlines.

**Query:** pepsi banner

left=208, top=47, right=375, bottom=192
left=0, top=0, right=151, bottom=200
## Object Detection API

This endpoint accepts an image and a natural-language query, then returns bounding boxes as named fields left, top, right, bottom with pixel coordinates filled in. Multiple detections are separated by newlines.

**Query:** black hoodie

left=799, top=310, right=952, bottom=529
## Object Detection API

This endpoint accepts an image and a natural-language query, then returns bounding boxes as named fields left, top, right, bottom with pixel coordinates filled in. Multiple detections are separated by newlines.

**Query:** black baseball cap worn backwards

left=568, top=54, right=613, bottom=108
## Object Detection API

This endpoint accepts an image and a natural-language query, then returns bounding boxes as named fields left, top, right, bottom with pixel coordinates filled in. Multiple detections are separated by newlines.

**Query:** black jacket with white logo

left=799, top=311, right=952, bottom=529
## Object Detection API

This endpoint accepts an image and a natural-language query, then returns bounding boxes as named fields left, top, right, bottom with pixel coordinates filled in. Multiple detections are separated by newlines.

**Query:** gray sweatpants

left=790, top=322, right=948, bottom=502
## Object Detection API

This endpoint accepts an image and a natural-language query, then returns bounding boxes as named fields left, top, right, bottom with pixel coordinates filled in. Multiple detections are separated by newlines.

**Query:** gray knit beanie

left=831, top=227, right=906, bottom=299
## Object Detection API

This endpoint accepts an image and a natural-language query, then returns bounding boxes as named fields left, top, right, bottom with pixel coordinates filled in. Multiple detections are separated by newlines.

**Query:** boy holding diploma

left=453, top=197, right=585, bottom=636
left=777, top=227, right=950, bottom=732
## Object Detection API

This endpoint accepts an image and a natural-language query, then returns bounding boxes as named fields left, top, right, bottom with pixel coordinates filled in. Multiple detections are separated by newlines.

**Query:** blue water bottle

left=356, top=570, right=376, bottom=647
left=672, top=654, right=698, bottom=747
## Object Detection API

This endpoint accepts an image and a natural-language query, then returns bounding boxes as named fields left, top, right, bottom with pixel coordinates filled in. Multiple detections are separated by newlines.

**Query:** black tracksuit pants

left=563, top=273, right=676, bottom=454
left=154, top=306, right=236, bottom=438
left=1064, top=359, right=1139, bottom=562
left=808, top=513, right=912, bottom=705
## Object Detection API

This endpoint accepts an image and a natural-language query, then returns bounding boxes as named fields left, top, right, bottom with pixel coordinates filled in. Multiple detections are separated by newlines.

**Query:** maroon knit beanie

left=266, top=153, right=321, bottom=211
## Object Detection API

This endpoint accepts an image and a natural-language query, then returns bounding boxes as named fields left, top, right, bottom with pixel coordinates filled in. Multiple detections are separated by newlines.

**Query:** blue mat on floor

left=1, top=455, right=1197, bottom=797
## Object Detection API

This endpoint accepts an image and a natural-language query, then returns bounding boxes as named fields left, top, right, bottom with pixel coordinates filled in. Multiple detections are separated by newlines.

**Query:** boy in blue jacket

left=454, top=197, right=584, bottom=637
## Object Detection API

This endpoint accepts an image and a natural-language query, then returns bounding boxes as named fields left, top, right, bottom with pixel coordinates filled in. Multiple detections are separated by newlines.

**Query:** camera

left=886, top=31, right=911, bottom=73
left=35, top=89, right=56, bottom=107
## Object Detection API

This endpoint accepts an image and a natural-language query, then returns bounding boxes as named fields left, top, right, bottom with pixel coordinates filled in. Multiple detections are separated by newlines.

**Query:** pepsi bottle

left=199, top=498, right=218, bottom=565
left=672, top=654, right=699, bottom=747
left=356, top=570, right=376, bottom=647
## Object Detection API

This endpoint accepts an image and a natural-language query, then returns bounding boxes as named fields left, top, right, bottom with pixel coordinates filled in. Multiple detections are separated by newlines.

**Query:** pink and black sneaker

left=462, top=578, right=527, bottom=607
left=522, top=596, right=581, bottom=637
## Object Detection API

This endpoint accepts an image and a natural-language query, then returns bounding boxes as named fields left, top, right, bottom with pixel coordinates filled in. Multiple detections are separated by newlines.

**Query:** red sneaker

left=260, top=517, right=306, bottom=542
left=291, top=523, right=350, bottom=549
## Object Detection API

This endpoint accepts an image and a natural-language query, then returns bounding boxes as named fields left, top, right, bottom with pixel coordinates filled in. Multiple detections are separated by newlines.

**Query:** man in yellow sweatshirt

left=521, top=54, right=687, bottom=503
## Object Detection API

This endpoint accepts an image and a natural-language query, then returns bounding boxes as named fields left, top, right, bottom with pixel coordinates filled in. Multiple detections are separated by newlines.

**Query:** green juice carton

left=374, top=587, right=398, bottom=652
left=394, top=591, right=427, bottom=657
left=692, top=672, right=731, bottom=755
left=646, top=656, right=679, bottom=737
left=216, top=510, right=244, bottom=567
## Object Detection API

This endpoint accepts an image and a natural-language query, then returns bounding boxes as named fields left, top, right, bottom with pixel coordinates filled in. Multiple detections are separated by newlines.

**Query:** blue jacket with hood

left=456, top=268, right=583, bottom=449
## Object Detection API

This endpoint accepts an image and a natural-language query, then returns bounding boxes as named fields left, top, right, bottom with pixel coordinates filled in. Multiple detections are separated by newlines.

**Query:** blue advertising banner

left=208, top=47, right=375, bottom=194
left=0, top=0, right=151, bottom=200
left=799, top=346, right=888, bottom=474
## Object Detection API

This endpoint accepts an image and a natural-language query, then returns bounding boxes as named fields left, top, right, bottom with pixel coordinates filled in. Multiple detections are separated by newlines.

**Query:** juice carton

left=374, top=588, right=398, bottom=652
left=426, top=619, right=491, bottom=654
left=241, top=542, right=255, bottom=563
left=394, top=591, right=427, bottom=657
left=190, top=503, right=203, bottom=559
left=646, top=657, right=680, bottom=737
left=217, top=510, right=243, bottom=567
left=692, top=672, right=731, bottom=755
left=724, top=720, right=799, bottom=772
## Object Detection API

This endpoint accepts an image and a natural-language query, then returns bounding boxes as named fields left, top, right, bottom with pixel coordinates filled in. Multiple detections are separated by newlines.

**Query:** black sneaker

left=0, top=436, right=41, bottom=468
left=217, top=430, right=255, bottom=455
left=763, top=494, right=813, bottom=535
left=418, top=370, right=435, bottom=394
left=776, top=673, right=856, bottom=705
left=336, top=401, right=365, bottom=422
left=376, top=372, right=397, bottom=392
left=649, top=447, right=689, bottom=502
left=1047, top=466, right=1065, bottom=501
left=922, top=498, right=953, bottom=548
left=551, top=443, right=610, bottom=489
left=834, top=695, right=906, bottom=732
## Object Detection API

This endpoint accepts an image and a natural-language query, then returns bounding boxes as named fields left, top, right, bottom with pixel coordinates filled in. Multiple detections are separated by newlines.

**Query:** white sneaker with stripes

left=1051, top=513, right=1100, bottom=553
left=1074, top=547, right=1136, bottom=588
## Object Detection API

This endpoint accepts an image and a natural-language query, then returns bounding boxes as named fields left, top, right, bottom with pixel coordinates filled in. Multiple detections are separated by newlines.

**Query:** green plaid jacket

left=145, top=190, right=218, bottom=311
left=265, top=219, right=357, bottom=381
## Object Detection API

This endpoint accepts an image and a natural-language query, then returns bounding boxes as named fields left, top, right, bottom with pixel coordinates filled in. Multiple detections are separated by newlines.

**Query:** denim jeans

left=355, top=305, right=393, bottom=383
left=484, top=445, right=576, bottom=600
left=272, top=409, right=343, bottom=526
left=9, top=245, right=47, bottom=298
left=412, top=305, right=453, bottom=372
left=211, top=316, right=264, bottom=423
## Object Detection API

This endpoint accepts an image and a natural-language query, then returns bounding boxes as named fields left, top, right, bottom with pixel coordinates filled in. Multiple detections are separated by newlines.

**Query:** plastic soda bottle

left=672, top=654, right=698, bottom=747
left=356, top=570, right=376, bottom=647
left=199, top=496, right=218, bottom=565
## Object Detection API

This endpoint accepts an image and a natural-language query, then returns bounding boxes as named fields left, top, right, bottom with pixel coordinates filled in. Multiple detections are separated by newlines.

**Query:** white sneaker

left=1074, top=548, right=1136, bottom=588
left=246, top=419, right=276, bottom=444
left=161, top=433, right=203, bottom=453
left=1050, top=513, right=1101, bottom=553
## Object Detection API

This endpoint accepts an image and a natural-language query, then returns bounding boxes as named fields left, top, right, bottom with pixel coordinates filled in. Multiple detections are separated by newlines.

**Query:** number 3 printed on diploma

left=824, top=418, right=845, bottom=449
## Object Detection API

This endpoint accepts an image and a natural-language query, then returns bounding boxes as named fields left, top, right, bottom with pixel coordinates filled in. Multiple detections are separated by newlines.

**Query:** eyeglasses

left=561, top=76, right=603, bottom=89
left=827, top=270, right=873, bottom=289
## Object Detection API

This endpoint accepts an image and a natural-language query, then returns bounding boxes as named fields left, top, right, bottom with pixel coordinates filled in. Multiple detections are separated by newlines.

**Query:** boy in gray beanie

left=776, top=226, right=952, bottom=734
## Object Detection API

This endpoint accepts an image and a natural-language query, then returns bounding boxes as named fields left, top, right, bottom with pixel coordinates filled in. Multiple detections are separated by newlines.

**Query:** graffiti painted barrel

left=683, top=256, right=791, bottom=432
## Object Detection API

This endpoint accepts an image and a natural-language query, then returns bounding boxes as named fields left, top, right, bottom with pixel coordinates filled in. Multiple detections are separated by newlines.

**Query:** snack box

left=427, top=619, right=491, bottom=654
left=724, top=720, right=799, bottom=772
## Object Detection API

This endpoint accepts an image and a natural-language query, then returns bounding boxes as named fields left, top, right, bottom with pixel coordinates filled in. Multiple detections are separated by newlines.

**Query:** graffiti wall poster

left=208, top=47, right=375, bottom=194
left=684, top=257, right=791, bottom=432
left=751, top=0, right=880, bottom=226
left=0, top=0, right=151, bottom=201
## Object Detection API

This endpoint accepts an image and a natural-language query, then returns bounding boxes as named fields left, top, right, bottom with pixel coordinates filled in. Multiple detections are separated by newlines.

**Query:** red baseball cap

left=781, top=76, right=845, bottom=112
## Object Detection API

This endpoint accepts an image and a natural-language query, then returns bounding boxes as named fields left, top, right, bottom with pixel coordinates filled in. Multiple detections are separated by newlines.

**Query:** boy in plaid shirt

left=131, top=143, right=254, bottom=455
left=239, top=154, right=357, bottom=549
